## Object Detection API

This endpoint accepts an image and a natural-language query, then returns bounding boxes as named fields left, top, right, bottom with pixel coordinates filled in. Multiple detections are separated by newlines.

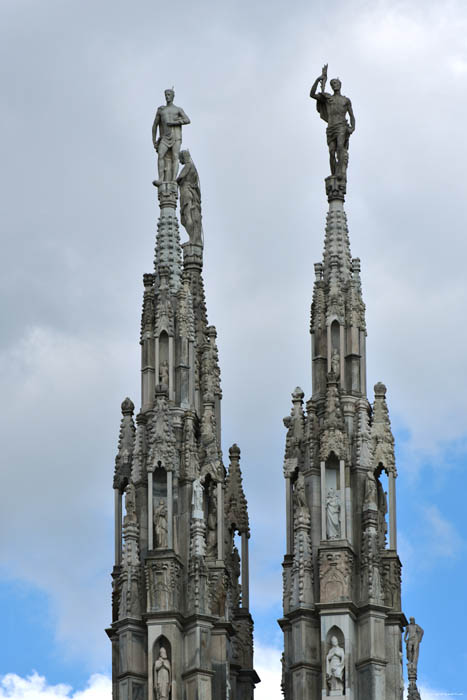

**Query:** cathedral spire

left=280, top=69, right=406, bottom=700
left=108, top=90, right=259, bottom=700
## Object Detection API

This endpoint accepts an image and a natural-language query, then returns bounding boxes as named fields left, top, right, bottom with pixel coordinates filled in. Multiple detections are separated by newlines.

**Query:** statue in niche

left=154, top=499, right=168, bottom=549
left=125, top=482, right=136, bottom=518
left=152, top=88, right=190, bottom=185
left=331, top=348, right=340, bottom=379
left=377, top=480, right=388, bottom=547
left=310, top=65, right=355, bottom=180
left=192, top=478, right=204, bottom=514
left=159, top=361, right=169, bottom=388
left=177, top=150, right=203, bottom=245
left=293, top=472, right=307, bottom=511
left=404, top=617, right=424, bottom=673
left=207, top=486, right=217, bottom=557
left=230, top=545, right=241, bottom=608
left=129, top=577, right=140, bottom=617
left=326, top=635, right=345, bottom=691
left=364, top=470, right=377, bottom=507
left=153, top=646, right=171, bottom=700
left=326, top=488, right=341, bottom=539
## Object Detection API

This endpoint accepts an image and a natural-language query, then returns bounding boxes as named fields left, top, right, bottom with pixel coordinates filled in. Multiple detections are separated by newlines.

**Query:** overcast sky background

left=1, top=0, right=467, bottom=698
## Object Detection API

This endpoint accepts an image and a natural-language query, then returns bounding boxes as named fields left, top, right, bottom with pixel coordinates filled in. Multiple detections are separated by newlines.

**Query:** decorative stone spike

left=225, top=444, right=250, bottom=536
left=113, top=398, right=135, bottom=490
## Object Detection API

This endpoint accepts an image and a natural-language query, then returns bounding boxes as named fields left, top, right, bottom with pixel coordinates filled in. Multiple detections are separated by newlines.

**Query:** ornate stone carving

left=131, top=412, right=147, bottom=483
left=176, top=279, right=195, bottom=341
left=140, top=274, right=155, bottom=342
left=381, top=553, right=402, bottom=611
left=181, top=411, right=199, bottom=480
left=146, top=392, right=178, bottom=473
left=320, top=373, right=347, bottom=462
left=290, top=483, right=313, bottom=609
left=231, top=613, right=253, bottom=669
left=118, top=483, right=142, bottom=620
left=152, top=88, right=190, bottom=185
left=208, top=569, right=227, bottom=618
left=319, top=549, right=353, bottom=602
left=154, top=266, right=175, bottom=337
left=145, top=558, right=182, bottom=612
left=199, top=401, right=222, bottom=481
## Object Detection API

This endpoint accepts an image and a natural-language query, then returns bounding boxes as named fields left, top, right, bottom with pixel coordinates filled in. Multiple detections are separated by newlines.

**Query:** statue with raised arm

left=152, top=88, right=191, bottom=186
left=153, top=647, right=171, bottom=700
left=177, top=150, right=203, bottom=245
left=404, top=617, right=424, bottom=673
left=310, top=65, right=355, bottom=180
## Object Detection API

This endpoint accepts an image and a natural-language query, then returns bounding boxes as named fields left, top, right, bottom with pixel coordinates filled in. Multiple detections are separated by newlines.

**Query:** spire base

left=183, top=242, right=203, bottom=271
left=157, top=181, right=178, bottom=209
left=325, top=175, right=346, bottom=202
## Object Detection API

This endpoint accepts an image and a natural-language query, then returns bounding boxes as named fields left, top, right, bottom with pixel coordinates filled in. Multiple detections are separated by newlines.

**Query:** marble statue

left=125, top=483, right=136, bottom=518
left=154, top=647, right=171, bottom=700
left=152, top=89, right=190, bottom=185
left=331, top=348, right=340, bottom=379
left=364, top=470, right=377, bottom=507
left=159, top=361, right=169, bottom=388
left=154, top=499, right=168, bottom=549
left=404, top=617, right=424, bottom=672
left=326, top=636, right=345, bottom=691
left=310, top=65, right=355, bottom=180
left=177, top=150, right=203, bottom=245
left=293, top=472, right=307, bottom=510
left=326, top=488, right=341, bottom=539
left=207, top=487, right=217, bottom=556
left=192, top=478, right=204, bottom=514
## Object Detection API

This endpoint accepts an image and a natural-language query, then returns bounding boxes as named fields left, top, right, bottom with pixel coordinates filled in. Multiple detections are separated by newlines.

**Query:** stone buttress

left=107, top=178, right=259, bottom=700
left=279, top=176, right=406, bottom=700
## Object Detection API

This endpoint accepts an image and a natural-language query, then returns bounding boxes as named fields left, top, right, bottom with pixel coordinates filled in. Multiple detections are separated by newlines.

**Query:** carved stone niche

left=325, top=626, right=346, bottom=696
left=319, top=549, right=353, bottom=603
left=153, top=636, right=172, bottom=700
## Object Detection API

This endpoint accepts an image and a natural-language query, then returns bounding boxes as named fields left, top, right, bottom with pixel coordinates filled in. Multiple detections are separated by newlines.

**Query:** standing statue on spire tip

left=310, top=65, right=355, bottom=180
left=152, top=88, right=191, bottom=186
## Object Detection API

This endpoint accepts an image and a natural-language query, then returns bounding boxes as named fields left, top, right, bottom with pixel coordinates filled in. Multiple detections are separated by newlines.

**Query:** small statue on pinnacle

left=310, top=65, right=355, bottom=180
left=152, top=88, right=191, bottom=186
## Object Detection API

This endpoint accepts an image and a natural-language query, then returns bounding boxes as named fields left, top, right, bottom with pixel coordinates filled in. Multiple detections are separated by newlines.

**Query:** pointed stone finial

left=374, top=381, right=387, bottom=397
left=229, top=443, right=241, bottom=460
left=225, top=443, right=249, bottom=536
left=292, top=387, right=305, bottom=402
left=121, top=397, right=135, bottom=416
left=143, top=272, right=155, bottom=289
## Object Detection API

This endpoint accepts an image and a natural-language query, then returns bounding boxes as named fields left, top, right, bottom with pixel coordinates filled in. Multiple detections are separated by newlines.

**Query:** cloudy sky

left=2, top=0, right=467, bottom=698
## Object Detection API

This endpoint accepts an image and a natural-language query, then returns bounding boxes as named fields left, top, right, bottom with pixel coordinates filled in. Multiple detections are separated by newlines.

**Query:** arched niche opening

left=331, top=319, right=340, bottom=354
left=375, top=463, right=389, bottom=549
left=154, top=464, right=167, bottom=500
left=325, top=626, right=345, bottom=695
